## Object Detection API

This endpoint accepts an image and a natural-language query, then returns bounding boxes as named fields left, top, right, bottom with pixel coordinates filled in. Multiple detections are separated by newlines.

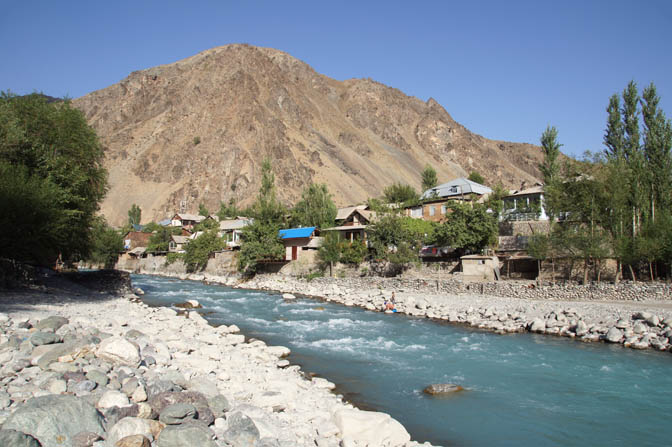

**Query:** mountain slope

left=73, top=44, right=543, bottom=225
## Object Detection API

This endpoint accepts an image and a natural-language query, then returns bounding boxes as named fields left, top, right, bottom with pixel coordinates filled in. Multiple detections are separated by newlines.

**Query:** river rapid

left=132, top=274, right=672, bottom=446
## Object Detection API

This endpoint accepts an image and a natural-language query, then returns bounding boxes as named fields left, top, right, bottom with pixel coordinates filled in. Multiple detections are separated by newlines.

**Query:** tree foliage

left=198, top=202, right=209, bottom=217
left=146, top=226, right=182, bottom=253
left=87, top=217, right=123, bottom=269
left=217, top=198, right=241, bottom=220
left=383, top=182, right=419, bottom=206
left=184, top=230, right=224, bottom=272
left=237, top=220, right=285, bottom=274
left=467, top=171, right=485, bottom=185
left=318, top=232, right=342, bottom=276
left=0, top=92, right=107, bottom=265
left=290, top=183, right=337, bottom=229
left=421, top=165, right=438, bottom=191
left=251, top=158, right=286, bottom=224
left=433, top=203, right=497, bottom=253
left=128, top=204, right=141, bottom=226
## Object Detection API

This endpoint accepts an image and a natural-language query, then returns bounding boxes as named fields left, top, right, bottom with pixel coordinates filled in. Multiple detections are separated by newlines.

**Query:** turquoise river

left=132, top=274, right=672, bottom=446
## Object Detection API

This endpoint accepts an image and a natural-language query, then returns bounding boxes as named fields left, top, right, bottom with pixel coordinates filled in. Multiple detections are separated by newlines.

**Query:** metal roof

left=420, top=177, right=492, bottom=200
left=336, top=205, right=368, bottom=220
left=219, top=218, right=253, bottom=231
left=278, top=227, right=316, bottom=239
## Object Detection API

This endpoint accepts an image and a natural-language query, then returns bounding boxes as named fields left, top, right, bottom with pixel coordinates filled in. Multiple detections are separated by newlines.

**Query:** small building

left=122, top=231, right=152, bottom=251
left=170, top=213, right=206, bottom=230
left=324, top=207, right=376, bottom=243
left=409, top=178, right=493, bottom=222
left=501, top=183, right=548, bottom=221
left=461, top=254, right=501, bottom=281
left=219, top=217, right=253, bottom=249
left=169, top=235, right=191, bottom=253
left=278, top=227, right=320, bottom=261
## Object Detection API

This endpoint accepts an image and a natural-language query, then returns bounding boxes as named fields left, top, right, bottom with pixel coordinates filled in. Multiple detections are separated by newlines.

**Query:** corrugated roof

left=506, top=185, right=544, bottom=197
left=278, top=227, right=316, bottom=239
left=420, top=178, right=492, bottom=200
left=220, top=218, right=253, bottom=231
left=336, top=205, right=367, bottom=220
left=171, top=235, right=190, bottom=244
left=174, top=213, right=206, bottom=222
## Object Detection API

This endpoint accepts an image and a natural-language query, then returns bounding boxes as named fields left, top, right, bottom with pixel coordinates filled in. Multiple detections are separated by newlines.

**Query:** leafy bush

left=87, top=217, right=123, bottom=269
left=184, top=230, right=224, bottom=272
left=340, top=241, right=367, bottom=264
left=237, top=220, right=285, bottom=274
left=165, top=252, right=184, bottom=265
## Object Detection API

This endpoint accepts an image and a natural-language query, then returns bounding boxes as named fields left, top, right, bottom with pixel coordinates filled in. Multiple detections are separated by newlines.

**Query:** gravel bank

left=0, top=271, right=425, bottom=447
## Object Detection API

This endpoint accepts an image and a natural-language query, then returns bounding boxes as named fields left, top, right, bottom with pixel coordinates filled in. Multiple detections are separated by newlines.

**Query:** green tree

left=383, top=182, right=419, bottom=206
left=184, top=230, right=224, bottom=272
left=421, top=165, right=438, bottom=191
left=217, top=198, right=240, bottom=220
left=0, top=92, right=107, bottom=265
left=539, top=125, right=563, bottom=223
left=467, top=171, right=485, bottom=185
left=237, top=220, right=285, bottom=274
left=252, top=158, right=286, bottom=224
left=318, top=232, right=342, bottom=276
left=290, top=183, right=337, bottom=229
left=198, top=202, right=210, bottom=217
left=128, top=204, right=141, bottom=226
left=147, top=226, right=181, bottom=253
left=368, top=215, right=420, bottom=266
left=433, top=203, right=497, bottom=253
left=87, top=217, right=123, bottom=269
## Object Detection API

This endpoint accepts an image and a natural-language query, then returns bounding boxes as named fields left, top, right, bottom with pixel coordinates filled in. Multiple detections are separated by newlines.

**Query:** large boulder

left=35, top=316, right=69, bottom=332
left=148, top=391, right=214, bottom=425
left=96, top=337, right=141, bottom=367
left=0, top=429, right=42, bottom=447
left=106, top=417, right=164, bottom=447
left=605, top=327, right=624, bottom=343
left=220, top=412, right=260, bottom=447
left=423, top=384, right=464, bottom=395
left=2, top=395, right=105, bottom=447
left=156, top=421, right=217, bottom=447
left=332, top=409, right=410, bottom=447
left=159, top=403, right=197, bottom=425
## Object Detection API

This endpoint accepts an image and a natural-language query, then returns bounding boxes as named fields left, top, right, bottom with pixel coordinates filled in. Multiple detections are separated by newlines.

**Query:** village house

left=170, top=213, right=206, bottom=230
left=278, top=227, right=320, bottom=261
left=122, top=231, right=152, bottom=251
left=219, top=217, right=253, bottom=249
left=407, top=177, right=493, bottom=222
left=323, top=206, right=376, bottom=243
left=501, top=182, right=548, bottom=221
left=169, top=235, right=191, bottom=253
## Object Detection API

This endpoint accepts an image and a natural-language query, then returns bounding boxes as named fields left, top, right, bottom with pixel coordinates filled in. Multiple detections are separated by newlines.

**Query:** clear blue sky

left=2, top=0, right=670, bottom=158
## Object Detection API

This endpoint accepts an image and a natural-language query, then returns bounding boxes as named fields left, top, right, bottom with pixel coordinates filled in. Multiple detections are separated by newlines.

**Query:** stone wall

left=303, top=275, right=672, bottom=302
left=499, top=220, right=550, bottom=236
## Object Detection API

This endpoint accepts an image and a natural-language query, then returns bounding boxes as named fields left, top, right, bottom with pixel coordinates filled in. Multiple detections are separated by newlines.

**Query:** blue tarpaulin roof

left=278, top=227, right=316, bottom=239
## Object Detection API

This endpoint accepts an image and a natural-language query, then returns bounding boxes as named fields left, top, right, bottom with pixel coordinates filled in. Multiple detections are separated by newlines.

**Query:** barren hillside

left=73, top=44, right=543, bottom=225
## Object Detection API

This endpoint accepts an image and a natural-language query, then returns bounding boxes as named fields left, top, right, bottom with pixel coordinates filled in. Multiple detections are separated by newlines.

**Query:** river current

left=132, top=274, right=672, bottom=446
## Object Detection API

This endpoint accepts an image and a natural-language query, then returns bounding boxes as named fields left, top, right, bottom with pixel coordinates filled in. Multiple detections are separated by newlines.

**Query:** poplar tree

left=421, top=165, right=438, bottom=191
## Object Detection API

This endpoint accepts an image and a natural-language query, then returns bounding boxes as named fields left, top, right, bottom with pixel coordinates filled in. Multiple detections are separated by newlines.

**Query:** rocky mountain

left=73, top=44, right=544, bottom=225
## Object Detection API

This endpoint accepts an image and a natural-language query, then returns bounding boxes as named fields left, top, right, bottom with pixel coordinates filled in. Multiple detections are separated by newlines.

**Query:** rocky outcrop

left=73, top=44, right=544, bottom=225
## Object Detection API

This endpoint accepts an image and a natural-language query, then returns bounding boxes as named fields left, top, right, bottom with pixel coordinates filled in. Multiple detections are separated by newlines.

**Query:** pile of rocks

left=237, top=275, right=672, bottom=354
left=0, top=290, right=421, bottom=447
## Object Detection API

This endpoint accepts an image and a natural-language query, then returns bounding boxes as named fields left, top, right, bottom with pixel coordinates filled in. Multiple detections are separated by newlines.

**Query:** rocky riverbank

left=0, top=271, right=423, bottom=447
left=236, top=275, right=672, bottom=353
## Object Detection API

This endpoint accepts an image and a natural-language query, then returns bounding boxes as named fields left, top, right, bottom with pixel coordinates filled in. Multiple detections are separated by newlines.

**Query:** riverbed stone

left=207, top=394, right=231, bottom=418
left=156, top=421, right=216, bottom=447
left=0, top=429, right=42, bottom=447
left=97, top=390, right=131, bottom=409
left=159, top=403, right=197, bottom=425
left=423, top=384, right=464, bottom=395
left=332, top=409, right=410, bottom=447
left=529, top=319, right=546, bottom=332
left=221, top=411, right=260, bottom=446
left=30, top=332, right=61, bottom=346
left=106, top=417, right=164, bottom=446
left=115, top=434, right=151, bottom=447
left=71, top=431, right=103, bottom=447
left=96, top=337, right=141, bottom=367
left=148, top=391, right=214, bottom=425
left=605, top=327, right=623, bottom=343
left=36, top=316, right=69, bottom=332
left=2, top=395, right=105, bottom=447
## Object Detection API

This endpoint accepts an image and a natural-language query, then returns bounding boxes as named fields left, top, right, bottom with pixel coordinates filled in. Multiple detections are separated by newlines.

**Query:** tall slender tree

left=421, top=165, right=438, bottom=192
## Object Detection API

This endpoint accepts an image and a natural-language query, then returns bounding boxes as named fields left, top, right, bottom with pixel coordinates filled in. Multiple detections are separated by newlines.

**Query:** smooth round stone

left=30, top=332, right=61, bottom=346
left=159, top=402, right=198, bottom=425
left=0, top=429, right=42, bottom=447
left=75, top=380, right=97, bottom=393
left=85, top=369, right=109, bottom=387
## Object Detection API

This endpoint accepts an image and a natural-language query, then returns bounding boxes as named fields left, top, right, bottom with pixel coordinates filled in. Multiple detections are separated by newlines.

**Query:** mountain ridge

left=73, top=44, right=544, bottom=225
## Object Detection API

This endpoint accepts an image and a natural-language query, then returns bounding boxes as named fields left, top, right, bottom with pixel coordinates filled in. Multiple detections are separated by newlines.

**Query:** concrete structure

left=278, top=227, right=320, bottom=261
left=461, top=255, right=501, bottom=281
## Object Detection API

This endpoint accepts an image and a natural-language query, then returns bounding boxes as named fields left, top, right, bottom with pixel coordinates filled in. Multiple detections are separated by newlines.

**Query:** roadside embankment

left=0, top=270, right=423, bottom=447
left=236, top=275, right=672, bottom=353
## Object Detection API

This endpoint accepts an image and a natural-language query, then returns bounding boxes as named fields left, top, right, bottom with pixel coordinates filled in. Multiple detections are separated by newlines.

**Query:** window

left=440, top=205, right=446, bottom=214
left=410, top=207, right=422, bottom=218
left=450, top=186, right=458, bottom=193
left=429, top=206, right=436, bottom=216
